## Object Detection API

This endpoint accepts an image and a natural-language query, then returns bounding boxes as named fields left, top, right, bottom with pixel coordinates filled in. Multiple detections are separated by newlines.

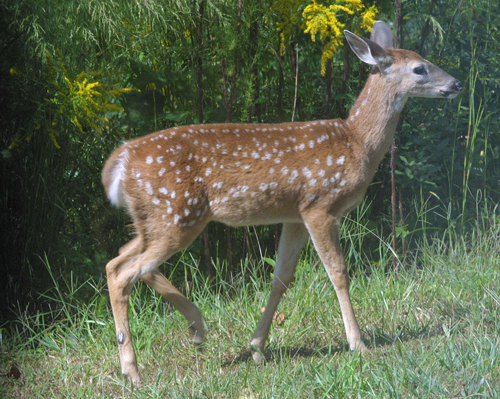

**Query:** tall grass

left=1, top=201, right=499, bottom=398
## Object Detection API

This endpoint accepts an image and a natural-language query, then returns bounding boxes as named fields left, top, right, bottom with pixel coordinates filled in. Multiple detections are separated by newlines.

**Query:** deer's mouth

left=440, top=90, right=458, bottom=98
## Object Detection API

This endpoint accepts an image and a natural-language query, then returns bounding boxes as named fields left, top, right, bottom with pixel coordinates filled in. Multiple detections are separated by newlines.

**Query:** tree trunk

left=323, top=58, right=332, bottom=118
left=249, top=18, right=261, bottom=123
left=339, top=43, right=351, bottom=119
left=195, top=0, right=210, bottom=276
left=226, top=0, right=243, bottom=123
left=277, top=42, right=284, bottom=122
left=196, top=0, right=204, bottom=123
left=392, top=0, right=404, bottom=271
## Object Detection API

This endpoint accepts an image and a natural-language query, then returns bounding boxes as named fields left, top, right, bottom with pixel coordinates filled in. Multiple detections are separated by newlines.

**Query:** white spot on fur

left=336, top=156, right=345, bottom=165
left=159, top=187, right=168, bottom=195
left=288, top=169, right=299, bottom=183
left=145, top=156, right=153, bottom=164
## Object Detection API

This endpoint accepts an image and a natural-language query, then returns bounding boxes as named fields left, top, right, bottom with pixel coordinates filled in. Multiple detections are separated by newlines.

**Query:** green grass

left=1, top=223, right=499, bottom=398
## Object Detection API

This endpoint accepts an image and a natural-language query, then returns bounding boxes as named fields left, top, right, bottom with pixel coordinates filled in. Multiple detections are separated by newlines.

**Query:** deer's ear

left=345, top=30, right=393, bottom=71
left=370, top=21, right=396, bottom=49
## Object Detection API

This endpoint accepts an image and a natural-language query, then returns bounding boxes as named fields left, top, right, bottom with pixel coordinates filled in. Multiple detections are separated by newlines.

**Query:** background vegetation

left=1, top=0, right=499, bottom=395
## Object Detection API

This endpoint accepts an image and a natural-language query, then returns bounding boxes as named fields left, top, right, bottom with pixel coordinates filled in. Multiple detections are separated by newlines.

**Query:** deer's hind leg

left=106, top=220, right=208, bottom=385
left=140, top=270, right=206, bottom=345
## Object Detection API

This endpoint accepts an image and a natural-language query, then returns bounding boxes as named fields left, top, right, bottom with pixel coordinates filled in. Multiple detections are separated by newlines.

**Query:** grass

left=1, top=221, right=500, bottom=398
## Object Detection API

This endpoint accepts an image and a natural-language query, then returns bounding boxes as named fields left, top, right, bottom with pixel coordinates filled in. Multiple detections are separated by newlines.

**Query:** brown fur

left=102, top=23, right=461, bottom=385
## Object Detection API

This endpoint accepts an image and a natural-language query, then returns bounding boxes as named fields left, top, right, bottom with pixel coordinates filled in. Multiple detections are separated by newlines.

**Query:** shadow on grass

left=370, top=322, right=446, bottom=348
left=224, top=343, right=348, bottom=366
left=224, top=323, right=447, bottom=366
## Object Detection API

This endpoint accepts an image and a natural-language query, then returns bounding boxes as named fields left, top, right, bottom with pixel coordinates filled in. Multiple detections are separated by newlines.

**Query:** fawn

left=102, top=21, right=462, bottom=384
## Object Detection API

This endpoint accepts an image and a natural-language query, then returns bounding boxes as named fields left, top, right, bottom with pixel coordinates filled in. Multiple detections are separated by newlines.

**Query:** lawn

left=1, top=223, right=499, bottom=398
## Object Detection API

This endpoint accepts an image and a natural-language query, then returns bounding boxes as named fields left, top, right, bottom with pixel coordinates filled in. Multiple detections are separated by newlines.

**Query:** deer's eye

left=413, top=65, right=426, bottom=75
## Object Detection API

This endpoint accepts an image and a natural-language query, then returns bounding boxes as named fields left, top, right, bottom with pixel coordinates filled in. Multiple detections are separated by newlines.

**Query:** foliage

left=388, top=0, right=500, bottom=234
left=45, top=71, right=130, bottom=144
left=272, top=0, right=378, bottom=74
left=302, top=0, right=377, bottom=74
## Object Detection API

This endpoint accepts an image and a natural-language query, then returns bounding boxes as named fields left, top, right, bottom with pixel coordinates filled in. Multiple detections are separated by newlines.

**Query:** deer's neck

left=346, top=72, right=406, bottom=168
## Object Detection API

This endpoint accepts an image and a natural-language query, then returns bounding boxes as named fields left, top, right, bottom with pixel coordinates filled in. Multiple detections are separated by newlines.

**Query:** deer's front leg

left=304, top=214, right=367, bottom=352
left=250, top=223, right=309, bottom=362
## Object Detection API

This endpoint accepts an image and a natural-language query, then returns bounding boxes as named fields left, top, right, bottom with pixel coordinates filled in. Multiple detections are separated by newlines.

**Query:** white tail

left=102, top=21, right=461, bottom=384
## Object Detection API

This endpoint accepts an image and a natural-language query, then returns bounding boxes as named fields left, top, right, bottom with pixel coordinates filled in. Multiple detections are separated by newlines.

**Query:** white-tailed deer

left=102, top=21, right=461, bottom=384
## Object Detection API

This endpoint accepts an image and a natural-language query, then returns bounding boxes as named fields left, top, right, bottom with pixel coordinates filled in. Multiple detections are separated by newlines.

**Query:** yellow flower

left=361, top=5, right=378, bottom=31
left=49, top=130, right=62, bottom=149
left=302, top=0, right=378, bottom=74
